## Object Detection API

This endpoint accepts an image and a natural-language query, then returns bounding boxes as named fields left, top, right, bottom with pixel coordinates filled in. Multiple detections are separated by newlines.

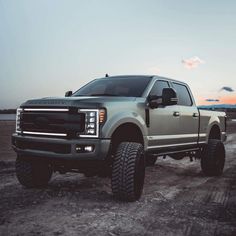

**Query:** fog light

left=76, top=145, right=94, bottom=153
left=84, top=146, right=94, bottom=152
left=76, top=146, right=83, bottom=152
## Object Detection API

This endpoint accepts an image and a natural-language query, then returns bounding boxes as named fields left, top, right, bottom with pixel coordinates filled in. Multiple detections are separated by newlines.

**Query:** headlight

left=79, top=109, right=106, bottom=138
left=16, top=108, right=23, bottom=133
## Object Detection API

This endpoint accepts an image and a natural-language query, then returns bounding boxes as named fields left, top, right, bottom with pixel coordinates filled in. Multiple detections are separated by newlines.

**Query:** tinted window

left=172, top=83, right=192, bottom=106
left=73, top=77, right=152, bottom=97
left=149, top=80, right=169, bottom=96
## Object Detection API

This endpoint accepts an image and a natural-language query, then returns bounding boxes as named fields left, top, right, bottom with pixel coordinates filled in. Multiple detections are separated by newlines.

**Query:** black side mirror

left=162, top=88, right=178, bottom=106
left=65, top=91, right=72, bottom=97
left=148, top=95, right=162, bottom=109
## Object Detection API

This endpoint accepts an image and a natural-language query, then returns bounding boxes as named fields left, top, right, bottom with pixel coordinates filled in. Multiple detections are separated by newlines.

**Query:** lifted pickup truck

left=12, top=75, right=227, bottom=201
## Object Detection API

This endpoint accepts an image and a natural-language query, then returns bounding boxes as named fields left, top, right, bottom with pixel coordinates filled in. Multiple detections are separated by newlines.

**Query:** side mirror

left=65, top=91, right=72, bottom=97
left=148, top=95, right=162, bottom=109
left=162, top=88, right=178, bottom=106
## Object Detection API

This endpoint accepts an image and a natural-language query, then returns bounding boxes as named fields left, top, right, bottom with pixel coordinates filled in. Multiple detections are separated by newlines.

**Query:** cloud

left=205, top=99, right=220, bottom=102
left=219, top=86, right=234, bottom=92
left=182, top=56, right=205, bottom=69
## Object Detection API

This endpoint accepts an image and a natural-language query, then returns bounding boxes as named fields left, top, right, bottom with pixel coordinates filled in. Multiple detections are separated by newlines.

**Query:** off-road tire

left=201, top=139, right=225, bottom=176
left=146, top=155, right=157, bottom=166
left=16, top=156, right=53, bottom=188
left=111, top=142, right=145, bottom=202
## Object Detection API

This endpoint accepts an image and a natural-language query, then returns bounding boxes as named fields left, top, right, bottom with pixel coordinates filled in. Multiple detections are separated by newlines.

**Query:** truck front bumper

left=12, top=133, right=111, bottom=161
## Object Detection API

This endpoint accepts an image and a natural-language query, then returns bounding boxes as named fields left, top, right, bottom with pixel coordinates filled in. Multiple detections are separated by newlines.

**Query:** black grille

left=20, top=109, right=85, bottom=138
left=16, top=140, right=71, bottom=154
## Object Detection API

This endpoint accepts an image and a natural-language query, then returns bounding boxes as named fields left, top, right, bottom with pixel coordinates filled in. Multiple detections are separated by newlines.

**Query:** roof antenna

left=105, top=73, right=109, bottom=77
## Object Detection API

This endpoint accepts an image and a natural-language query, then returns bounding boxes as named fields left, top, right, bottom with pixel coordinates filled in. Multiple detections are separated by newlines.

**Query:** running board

left=146, top=148, right=200, bottom=157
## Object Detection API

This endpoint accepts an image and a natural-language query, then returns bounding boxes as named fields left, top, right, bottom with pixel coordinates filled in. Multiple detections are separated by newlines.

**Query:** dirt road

left=0, top=122, right=236, bottom=236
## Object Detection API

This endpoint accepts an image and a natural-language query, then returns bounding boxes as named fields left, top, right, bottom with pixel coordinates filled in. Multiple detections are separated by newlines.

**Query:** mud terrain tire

left=111, top=142, right=145, bottom=202
left=16, top=156, right=53, bottom=188
left=201, top=139, right=225, bottom=176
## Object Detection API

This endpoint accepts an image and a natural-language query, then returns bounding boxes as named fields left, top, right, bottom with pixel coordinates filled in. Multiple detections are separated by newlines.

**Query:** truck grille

left=19, top=108, right=85, bottom=138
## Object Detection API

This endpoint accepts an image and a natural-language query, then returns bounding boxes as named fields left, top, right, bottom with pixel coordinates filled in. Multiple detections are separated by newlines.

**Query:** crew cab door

left=147, top=80, right=182, bottom=149
left=171, top=82, right=199, bottom=144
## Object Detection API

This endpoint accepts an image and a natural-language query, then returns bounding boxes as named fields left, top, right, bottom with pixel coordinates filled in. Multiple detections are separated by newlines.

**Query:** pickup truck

left=12, top=75, right=227, bottom=201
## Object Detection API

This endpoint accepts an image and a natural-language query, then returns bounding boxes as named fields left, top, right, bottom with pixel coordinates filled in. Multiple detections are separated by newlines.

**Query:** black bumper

left=12, top=133, right=111, bottom=161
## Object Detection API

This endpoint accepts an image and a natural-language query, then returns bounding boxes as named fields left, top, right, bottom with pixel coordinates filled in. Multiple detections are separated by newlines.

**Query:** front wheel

left=111, top=142, right=145, bottom=202
left=16, top=156, right=53, bottom=188
left=201, top=139, right=225, bottom=176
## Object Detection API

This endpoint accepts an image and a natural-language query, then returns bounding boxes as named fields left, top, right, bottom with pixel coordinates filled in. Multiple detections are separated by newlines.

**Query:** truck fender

left=101, top=111, right=148, bottom=139
left=206, top=117, right=221, bottom=142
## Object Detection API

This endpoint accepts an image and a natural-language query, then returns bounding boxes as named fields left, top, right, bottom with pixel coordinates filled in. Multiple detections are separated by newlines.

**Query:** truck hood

left=21, top=96, right=137, bottom=108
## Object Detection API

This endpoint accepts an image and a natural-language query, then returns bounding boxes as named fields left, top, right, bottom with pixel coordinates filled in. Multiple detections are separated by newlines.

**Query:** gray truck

left=12, top=75, right=227, bottom=201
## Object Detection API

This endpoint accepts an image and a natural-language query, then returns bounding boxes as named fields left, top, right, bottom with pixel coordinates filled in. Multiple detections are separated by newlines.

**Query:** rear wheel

left=16, top=156, right=53, bottom=188
left=111, top=142, right=145, bottom=202
left=201, top=139, right=225, bottom=176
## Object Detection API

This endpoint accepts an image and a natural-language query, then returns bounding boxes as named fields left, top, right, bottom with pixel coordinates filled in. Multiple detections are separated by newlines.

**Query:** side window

left=149, top=80, right=169, bottom=96
left=172, top=83, right=192, bottom=106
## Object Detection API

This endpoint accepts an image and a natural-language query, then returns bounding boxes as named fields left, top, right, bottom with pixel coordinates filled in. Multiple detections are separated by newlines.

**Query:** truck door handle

left=193, top=113, right=199, bottom=118
left=173, top=111, right=180, bottom=117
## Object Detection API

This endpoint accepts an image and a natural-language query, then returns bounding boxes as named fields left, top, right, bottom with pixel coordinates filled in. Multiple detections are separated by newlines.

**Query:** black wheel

left=146, top=155, right=157, bottom=166
left=201, top=139, right=225, bottom=176
left=111, top=142, right=145, bottom=202
left=16, top=156, right=53, bottom=188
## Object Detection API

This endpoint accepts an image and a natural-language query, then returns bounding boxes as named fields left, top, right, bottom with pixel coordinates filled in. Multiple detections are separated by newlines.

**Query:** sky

left=0, top=0, right=236, bottom=109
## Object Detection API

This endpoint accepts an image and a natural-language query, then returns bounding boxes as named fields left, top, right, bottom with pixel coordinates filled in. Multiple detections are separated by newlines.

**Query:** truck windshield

left=73, top=77, right=152, bottom=97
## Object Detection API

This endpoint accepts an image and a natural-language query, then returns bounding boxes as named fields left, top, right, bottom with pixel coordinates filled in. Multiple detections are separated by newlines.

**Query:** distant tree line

left=226, top=108, right=236, bottom=112
left=215, top=108, right=236, bottom=112
left=200, top=108, right=236, bottom=112
left=0, top=109, right=16, bottom=114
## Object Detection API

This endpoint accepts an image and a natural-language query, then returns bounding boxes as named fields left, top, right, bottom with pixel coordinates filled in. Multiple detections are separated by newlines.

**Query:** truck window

left=149, top=80, right=169, bottom=96
left=172, top=83, right=192, bottom=106
left=73, top=77, right=152, bottom=97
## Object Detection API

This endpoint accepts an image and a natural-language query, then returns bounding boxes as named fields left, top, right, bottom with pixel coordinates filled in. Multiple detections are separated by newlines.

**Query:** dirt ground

left=0, top=121, right=15, bottom=163
left=0, top=121, right=236, bottom=236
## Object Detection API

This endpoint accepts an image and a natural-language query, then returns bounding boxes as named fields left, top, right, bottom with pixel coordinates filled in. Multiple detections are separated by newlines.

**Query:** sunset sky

left=1, top=0, right=236, bottom=109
